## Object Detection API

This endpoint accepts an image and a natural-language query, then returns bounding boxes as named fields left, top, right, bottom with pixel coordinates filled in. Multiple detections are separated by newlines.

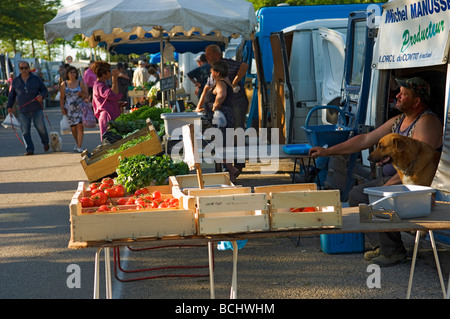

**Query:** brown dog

left=368, top=133, right=440, bottom=186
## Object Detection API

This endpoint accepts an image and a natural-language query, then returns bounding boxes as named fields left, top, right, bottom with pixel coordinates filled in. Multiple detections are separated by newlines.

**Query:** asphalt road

left=0, top=105, right=448, bottom=303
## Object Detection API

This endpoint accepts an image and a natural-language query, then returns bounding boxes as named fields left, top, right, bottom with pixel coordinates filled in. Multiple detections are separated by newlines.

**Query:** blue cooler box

left=320, top=233, right=365, bottom=254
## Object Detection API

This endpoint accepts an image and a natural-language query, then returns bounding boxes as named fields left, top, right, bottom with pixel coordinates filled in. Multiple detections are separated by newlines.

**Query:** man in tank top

left=309, top=77, right=443, bottom=267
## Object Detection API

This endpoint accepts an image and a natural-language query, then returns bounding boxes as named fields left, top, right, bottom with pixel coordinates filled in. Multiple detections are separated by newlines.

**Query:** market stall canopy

left=44, top=0, right=257, bottom=54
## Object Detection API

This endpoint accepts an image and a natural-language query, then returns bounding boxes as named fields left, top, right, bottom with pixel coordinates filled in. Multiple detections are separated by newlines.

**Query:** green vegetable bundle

left=109, top=106, right=171, bottom=136
left=116, top=154, right=190, bottom=193
left=102, top=134, right=151, bottom=159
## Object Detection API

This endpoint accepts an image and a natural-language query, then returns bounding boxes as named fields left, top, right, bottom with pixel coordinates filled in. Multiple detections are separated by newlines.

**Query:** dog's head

left=49, top=131, right=60, bottom=142
left=368, top=133, right=409, bottom=167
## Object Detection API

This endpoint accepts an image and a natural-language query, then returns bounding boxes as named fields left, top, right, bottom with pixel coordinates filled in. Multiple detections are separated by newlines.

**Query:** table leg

left=208, top=242, right=215, bottom=299
left=104, top=247, right=112, bottom=299
left=447, top=271, right=450, bottom=299
left=406, top=231, right=420, bottom=299
left=93, top=247, right=102, bottom=299
left=292, top=159, right=298, bottom=183
left=230, top=241, right=238, bottom=299
left=428, top=231, right=446, bottom=298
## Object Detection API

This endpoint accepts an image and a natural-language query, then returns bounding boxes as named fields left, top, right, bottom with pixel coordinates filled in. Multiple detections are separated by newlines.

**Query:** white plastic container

left=364, top=185, right=436, bottom=219
left=160, top=112, right=204, bottom=139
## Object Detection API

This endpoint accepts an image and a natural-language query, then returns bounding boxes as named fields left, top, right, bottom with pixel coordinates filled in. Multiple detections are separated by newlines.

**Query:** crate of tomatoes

left=69, top=178, right=196, bottom=243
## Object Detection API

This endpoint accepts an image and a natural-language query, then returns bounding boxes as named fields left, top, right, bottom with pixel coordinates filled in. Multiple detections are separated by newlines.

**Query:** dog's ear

left=394, top=136, right=408, bottom=152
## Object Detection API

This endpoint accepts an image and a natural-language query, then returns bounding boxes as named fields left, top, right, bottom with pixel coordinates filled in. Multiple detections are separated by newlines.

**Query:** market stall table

left=69, top=202, right=450, bottom=299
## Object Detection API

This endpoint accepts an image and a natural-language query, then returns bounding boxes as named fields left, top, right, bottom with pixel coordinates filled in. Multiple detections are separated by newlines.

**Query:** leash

left=8, top=97, right=55, bottom=146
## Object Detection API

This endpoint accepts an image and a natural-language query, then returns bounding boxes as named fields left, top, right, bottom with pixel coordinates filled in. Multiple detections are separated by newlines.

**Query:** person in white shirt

left=132, top=60, right=149, bottom=106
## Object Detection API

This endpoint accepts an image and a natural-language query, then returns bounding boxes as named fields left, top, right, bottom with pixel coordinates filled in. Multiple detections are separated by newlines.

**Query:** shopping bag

left=60, top=115, right=71, bottom=135
left=81, top=102, right=96, bottom=128
left=2, top=113, right=21, bottom=129
left=212, top=110, right=227, bottom=127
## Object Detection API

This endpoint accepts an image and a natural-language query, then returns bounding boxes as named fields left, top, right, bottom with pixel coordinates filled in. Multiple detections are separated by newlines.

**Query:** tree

left=0, top=0, right=61, bottom=56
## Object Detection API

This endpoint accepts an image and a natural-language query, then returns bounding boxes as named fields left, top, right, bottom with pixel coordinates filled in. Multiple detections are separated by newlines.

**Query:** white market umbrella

left=44, top=0, right=257, bottom=54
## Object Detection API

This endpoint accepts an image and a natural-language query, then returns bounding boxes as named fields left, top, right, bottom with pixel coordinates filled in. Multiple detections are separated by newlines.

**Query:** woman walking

left=60, top=66, right=89, bottom=152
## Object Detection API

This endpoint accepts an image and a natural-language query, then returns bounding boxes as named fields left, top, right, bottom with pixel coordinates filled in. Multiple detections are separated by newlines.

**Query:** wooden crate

left=88, top=119, right=155, bottom=161
left=268, top=190, right=342, bottom=231
left=69, top=182, right=195, bottom=243
left=80, top=123, right=163, bottom=182
left=170, top=172, right=238, bottom=208
left=196, top=193, right=270, bottom=235
left=254, top=183, right=317, bottom=194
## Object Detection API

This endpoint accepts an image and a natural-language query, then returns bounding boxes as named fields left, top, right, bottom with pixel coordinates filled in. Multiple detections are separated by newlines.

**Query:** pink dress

left=92, top=80, right=122, bottom=140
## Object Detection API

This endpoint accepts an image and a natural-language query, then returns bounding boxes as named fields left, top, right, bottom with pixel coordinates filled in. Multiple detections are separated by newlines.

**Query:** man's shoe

left=371, top=252, right=407, bottom=267
left=25, top=151, right=34, bottom=156
left=364, top=247, right=380, bottom=261
left=44, top=144, right=50, bottom=152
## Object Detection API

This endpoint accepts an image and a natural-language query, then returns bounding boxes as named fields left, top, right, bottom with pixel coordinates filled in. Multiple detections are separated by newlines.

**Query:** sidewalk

left=0, top=105, right=448, bottom=299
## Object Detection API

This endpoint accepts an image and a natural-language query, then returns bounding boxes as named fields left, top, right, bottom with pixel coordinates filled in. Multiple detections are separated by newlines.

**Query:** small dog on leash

left=49, top=131, right=63, bottom=152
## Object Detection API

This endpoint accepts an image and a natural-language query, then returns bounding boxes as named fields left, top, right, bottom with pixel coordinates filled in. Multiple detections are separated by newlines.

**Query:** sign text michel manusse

left=375, top=0, right=449, bottom=69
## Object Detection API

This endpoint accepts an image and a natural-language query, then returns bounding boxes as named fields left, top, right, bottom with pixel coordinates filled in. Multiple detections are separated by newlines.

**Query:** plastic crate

left=364, top=185, right=436, bottom=219
left=302, top=125, right=352, bottom=147
left=301, top=105, right=351, bottom=147
left=282, top=144, right=312, bottom=155
left=320, top=233, right=365, bottom=254
left=160, top=112, right=204, bottom=139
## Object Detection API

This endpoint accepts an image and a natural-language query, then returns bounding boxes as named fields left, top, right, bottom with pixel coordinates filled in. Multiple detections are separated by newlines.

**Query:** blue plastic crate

left=320, top=233, right=365, bottom=254
left=282, top=144, right=312, bottom=155
left=302, top=125, right=352, bottom=147
left=300, top=105, right=352, bottom=147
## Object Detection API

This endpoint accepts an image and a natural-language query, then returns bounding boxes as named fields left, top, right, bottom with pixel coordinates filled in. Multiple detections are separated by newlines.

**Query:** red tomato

left=91, top=188, right=103, bottom=195
left=99, top=183, right=110, bottom=191
left=158, top=202, right=168, bottom=209
left=152, top=190, right=162, bottom=200
left=144, top=195, right=153, bottom=202
left=97, top=205, right=110, bottom=212
left=116, top=198, right=128, bottom=205
left=302, top=207, right=316, bottom=212
left=289, top=207, right=302, bottom=213
left=101, top=178, right=115, bottom=187
left=114, top=185, right=125, bottom=197
left=135, top=198, right=146, bottom=206
left=103, top=188, right=115, bottom=198
left=110, top=207, right=118, bottom=212
left=169, top=198, right=179, bottom=206
left=134, top=189, right=145, bottom=196
left=126, top=198, right=135, bottom=205
left=91, top=192, right=107, bottom=206
left=151, top=201, right=159, bottom=208
left=136, top=203, right=147, bottom=210
left=90, top=182, right=101, bottom=191
left=80, top=197, right=94, bottom=207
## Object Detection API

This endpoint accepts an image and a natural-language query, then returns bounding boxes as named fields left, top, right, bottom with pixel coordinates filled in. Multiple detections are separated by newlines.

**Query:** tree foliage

left=0, top=0, right=60, bottom=56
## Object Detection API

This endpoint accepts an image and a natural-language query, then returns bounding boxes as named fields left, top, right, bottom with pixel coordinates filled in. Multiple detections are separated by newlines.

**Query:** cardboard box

left=69, top=182, right=195, bottom=243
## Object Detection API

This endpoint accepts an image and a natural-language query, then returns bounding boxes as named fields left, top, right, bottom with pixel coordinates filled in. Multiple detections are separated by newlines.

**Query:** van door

left=269, top=31, right=294, bottom=144
left=326, top=11, right=378, bottom=201
left=315, top=27, right=346, bottom=125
